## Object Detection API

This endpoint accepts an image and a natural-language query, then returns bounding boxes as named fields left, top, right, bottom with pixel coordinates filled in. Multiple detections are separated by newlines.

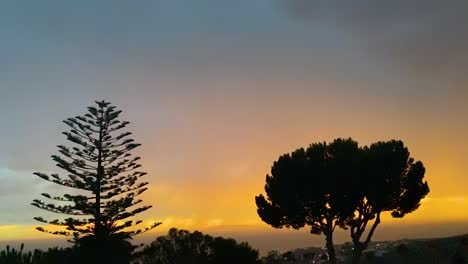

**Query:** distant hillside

left=360, top=233, right=468, bottom=264
left=280, top=233, right=468, bottom=264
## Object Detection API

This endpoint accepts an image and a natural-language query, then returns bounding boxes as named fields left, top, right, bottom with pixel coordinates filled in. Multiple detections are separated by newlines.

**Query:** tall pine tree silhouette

left=32, top=101, right=160, bottom=260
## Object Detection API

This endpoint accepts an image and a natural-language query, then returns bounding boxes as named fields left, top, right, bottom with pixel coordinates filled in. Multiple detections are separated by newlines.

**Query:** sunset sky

left=0, top=0, right=467, bottom=252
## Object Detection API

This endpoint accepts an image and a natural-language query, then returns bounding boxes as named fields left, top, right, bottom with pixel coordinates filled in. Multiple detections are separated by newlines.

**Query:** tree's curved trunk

left=325, top=230, right=337, bottom=264
left=351, top=243, right=364, bottom=264
left=351, top=213, right=381, bottom=264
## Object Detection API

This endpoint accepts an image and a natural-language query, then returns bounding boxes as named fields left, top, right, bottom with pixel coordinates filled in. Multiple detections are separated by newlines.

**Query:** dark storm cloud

left=279, top=0, right=468, bottom=76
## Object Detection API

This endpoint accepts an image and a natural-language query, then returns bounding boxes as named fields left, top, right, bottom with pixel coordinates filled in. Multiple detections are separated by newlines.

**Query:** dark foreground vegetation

left=134, top=228, right=260, bottom=264
left=358, top=234, right=468, bottom=264
left=260, top=234, right=468, bottom=264
left=1, top=233, right=467, bottom=264
left=0, top=228, right=261, bottom=264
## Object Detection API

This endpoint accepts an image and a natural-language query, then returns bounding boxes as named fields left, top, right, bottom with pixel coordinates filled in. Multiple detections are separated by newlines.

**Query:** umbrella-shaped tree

left=347, top=140, right=429, bottom=264
left=255, top=138, right=362, bottom=264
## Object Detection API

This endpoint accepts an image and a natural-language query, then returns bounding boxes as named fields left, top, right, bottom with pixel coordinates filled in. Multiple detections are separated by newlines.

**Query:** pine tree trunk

left=351, top=213, right=381, bottom=264
left=95, top=115, right=104, bottom=237
left=351, top=244, right=364, bottom=264
left=325, top=232, right=337, bottom=264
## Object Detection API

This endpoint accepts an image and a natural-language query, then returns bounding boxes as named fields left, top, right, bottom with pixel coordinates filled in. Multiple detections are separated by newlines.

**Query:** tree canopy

left=348, top=140, right=429, bottom=264
left=135, top=228, right=260, bottom=264
left=255, top=138, right=429, bottom=264
left=255, top=138, right=362, bottom=263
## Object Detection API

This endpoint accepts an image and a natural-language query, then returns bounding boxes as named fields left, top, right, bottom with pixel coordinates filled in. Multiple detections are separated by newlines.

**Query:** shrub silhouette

left=0, top=245, right=73, bottom=264
left=396, top=243, right=409, bottom=256
left=135, top=228, right=260, bottom=264
left=261, top=251, right=281, bottom=264
left=0, top=244, right=30, bottom=264
left=31, top=100, right=160, bottom=263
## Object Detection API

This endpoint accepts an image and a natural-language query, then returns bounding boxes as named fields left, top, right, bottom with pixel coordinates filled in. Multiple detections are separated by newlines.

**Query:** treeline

left=134, top=228, right=260, bottom=264
left=0, top=245, right=71, bottom=264
left=0, top=228, right=261, bottom=264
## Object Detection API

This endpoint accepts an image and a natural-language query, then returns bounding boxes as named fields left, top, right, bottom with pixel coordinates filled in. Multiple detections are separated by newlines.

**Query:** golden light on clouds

left=0, top=225, right=16, bottom=232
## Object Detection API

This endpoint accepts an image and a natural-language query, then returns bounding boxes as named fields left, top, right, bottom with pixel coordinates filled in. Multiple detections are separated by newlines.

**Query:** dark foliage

left=255, top=138, right=361, bottom=264
left=396, top=243, right=409, bottom=256
left=349, top=140, right=430, bottom=264
left=31, top=101, right=160, bottom=262
left=360, top=234, right=468, bottom=264
left=0, top=245, right=73, bottom=264
left=255, top=138, right=430, bottom=264
left=134, top=228, right=261, bottom=264
left=260, top=251, right=281, bottom=264
left=73, top=232, right=135, bottom=264
left=259, top=250, right=321, bottom=264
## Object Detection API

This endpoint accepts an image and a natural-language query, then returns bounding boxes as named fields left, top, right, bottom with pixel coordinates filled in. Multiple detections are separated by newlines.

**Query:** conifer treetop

left=32, top=100, right=160, bottom=240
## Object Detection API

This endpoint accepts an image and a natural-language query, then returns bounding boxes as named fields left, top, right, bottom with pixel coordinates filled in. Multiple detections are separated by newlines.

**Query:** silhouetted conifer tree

left=32, top=100, right=160, bottom=263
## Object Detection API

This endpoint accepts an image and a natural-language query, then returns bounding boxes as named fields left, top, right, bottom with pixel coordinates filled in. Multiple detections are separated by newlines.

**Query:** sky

left=0, top=0, right=467, bottom=253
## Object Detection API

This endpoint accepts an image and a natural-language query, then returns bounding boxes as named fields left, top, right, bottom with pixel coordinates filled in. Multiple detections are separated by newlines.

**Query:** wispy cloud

left=206, top=219, right=224, bottom=227
left=148, top=216, right=196, bottom=229
left=0, top=225, right=17, bottom=231
left=422, top=196, right=466, bottom=204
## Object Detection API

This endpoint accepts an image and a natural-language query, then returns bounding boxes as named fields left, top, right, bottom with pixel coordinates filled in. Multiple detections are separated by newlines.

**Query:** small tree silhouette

left=348, top=140, right=429, bottom=264
left=136, top=228, right=260, bottom=264
left=255, top=138, right=361, bottom=264
left=31, top=100, right=160, bottom=263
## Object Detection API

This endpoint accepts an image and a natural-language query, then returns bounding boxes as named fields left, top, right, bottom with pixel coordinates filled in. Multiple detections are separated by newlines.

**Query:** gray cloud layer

left=280, top=0, right=468, bottom=78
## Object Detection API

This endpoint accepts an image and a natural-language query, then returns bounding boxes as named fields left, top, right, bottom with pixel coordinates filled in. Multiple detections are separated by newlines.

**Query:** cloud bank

left=280, top=0, right=468, bottom=78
